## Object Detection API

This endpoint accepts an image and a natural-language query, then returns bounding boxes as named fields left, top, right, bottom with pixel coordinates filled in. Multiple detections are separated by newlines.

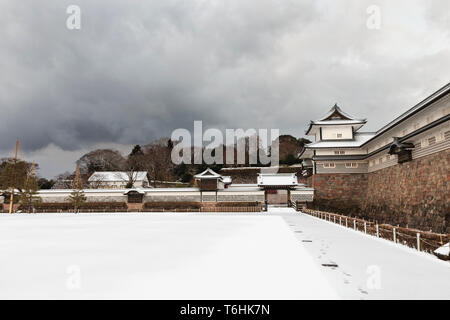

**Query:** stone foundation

left=310, top=173, right=368, bottom=215
left=362, top=149, right=449, bottom=233
left=309, top=149, right=449, bottom=233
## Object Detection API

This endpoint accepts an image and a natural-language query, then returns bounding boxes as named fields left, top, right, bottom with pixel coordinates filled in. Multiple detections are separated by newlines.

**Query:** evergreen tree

left=130, top=145, right=144, bottom=157
left=68, top=165, right=86, bottom=214
left=18, top=164, right=42, bottom=213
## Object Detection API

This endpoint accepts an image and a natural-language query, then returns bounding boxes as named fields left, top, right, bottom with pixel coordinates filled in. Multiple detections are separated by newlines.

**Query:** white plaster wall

left=321, top=126, right=353, bottom=140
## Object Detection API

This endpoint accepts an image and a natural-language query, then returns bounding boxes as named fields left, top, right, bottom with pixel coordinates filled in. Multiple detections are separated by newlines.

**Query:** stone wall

left=308, top=149, right=449, bottom=233
left=309, top=173, right=368, bottom=214
left=290, top=190, right=314, bottom=202
left=362, top=149, right=449, bottom=233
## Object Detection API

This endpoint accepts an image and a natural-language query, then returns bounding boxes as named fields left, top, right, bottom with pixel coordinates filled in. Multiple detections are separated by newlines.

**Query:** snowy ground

left=0, top=212, right=337, bottom=299
left=279, top=208, right=450, bottom=299
left=0, top=209, right=449, bottom=300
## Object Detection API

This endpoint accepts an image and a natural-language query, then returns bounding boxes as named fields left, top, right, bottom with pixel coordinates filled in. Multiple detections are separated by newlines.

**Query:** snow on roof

left=305, top=104, right=367, bottom=135
left=257, top=173, right=298, bottom=186
left=434, top=242, right=449, bottom=257
left=39, top=187, right=200, bottom=194
left=305, top=132, right=376, bottom=148
left=88, top=171, right=148, bottom=182
left=221, top=176, right=232, bottom=184
left=194, top=168, right=222, bottom=179
left=310, top=119, right=366, bottom=125
left=123, top=189, right=145, bottom=195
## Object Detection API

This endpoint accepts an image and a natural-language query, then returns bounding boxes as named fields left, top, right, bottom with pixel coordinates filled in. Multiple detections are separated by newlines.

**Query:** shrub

left=29, top=202, right=127, bottom=212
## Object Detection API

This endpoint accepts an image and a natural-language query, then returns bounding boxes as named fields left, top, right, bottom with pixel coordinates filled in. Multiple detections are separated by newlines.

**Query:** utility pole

left=8, top=140, right=20, bottom=214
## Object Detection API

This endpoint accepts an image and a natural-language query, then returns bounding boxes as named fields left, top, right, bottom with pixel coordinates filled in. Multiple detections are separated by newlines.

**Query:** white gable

left=257, top=173, right=298, bottom=186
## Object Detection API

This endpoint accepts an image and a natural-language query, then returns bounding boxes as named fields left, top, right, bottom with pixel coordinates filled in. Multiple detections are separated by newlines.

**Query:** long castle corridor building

left=300, top=83, right=450, bottom=233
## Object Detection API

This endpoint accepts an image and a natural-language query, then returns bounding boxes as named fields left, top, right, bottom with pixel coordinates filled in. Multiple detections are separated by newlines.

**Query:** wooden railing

left=302, top=208, right=449, bottom=255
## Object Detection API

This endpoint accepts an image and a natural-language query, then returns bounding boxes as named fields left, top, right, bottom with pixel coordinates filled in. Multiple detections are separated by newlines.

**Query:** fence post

left=333, top=216, right=336, bottom=224
left=364, top=221, right=367, bottom=234
left=416, top=233, right=420, bottom=251
left=339, top=216, right=342, bottom=225
left=353, top=219, right=356, bottom=230
left=393, top=228, right=396, bottom=243
left=376, top=224, right=379, bottom=237
left=346, top=217, right=348, bottom=228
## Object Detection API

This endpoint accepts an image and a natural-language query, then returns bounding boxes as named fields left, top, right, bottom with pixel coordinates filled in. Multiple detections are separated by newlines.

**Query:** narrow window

left=444, top=131, right=450, bottom=141
left=428, top=136, right=436, bottom=145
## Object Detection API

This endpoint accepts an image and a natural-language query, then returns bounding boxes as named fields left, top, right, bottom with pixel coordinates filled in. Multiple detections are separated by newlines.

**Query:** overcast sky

left=1, top=0, right=449, bottom=178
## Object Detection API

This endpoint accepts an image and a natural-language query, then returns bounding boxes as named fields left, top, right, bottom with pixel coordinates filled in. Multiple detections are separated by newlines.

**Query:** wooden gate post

left=416, top=233, right=420, bottom=251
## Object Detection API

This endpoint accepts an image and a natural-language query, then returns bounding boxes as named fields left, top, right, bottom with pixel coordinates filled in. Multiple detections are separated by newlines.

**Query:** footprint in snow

left=358, top=288, right=368, bottom=295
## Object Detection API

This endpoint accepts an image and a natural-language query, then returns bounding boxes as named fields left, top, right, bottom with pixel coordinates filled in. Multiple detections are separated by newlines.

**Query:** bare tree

left=52, top=171, right=75, bottom=189
left=142, top=138, right=174, bottom=186
left=76, top=149, right=125, bottom=175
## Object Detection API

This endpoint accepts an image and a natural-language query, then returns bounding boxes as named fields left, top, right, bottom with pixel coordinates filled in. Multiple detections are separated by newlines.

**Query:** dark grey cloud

left=0, top=0, right=449, bottom=177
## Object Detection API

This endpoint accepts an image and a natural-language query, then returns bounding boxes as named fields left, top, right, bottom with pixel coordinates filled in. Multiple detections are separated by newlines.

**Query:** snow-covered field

left=1, top=209, right=449, bottom=300
left=281, top=209, right=450, bottom=299
left=0, top=212, right=337, bottom=299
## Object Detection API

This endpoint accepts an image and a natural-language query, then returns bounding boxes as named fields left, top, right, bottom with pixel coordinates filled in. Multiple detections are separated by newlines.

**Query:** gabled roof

left=305, top=104, right=367, bottom=135
left=194, top=168, right=222, bottom=179
left=318, top=104, right=365, bottom=122
left=88, top=171, right=148, bottom=182
left=123, top=188, right=145, bottom=195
